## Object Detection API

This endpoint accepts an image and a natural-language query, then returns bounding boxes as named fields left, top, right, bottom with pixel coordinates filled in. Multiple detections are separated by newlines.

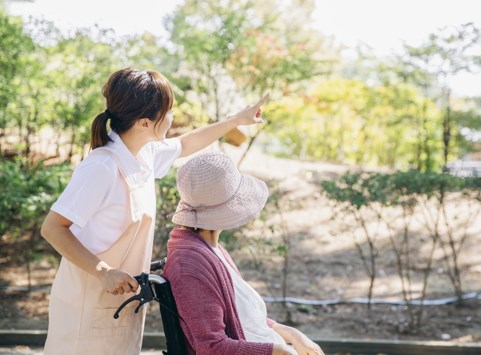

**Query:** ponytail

left=90, top=110, right=112, bottom=149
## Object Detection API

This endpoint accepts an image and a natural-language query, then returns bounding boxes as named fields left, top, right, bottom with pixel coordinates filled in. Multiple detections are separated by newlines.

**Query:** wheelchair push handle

left=113, top=273, right=153, bottom=319
left=150, top=258, right=166, bottom=272
left=113, top=259, right=167, bottom=319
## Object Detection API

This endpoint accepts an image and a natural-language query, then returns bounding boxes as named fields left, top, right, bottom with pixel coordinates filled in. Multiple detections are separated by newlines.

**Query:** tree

left=165, top=0, right=256, bottom=124
left=0, top=11, right=34, bottom=154
left=227, top=0, right=337, bottom=98
left=401, top=23, right=481, bottom=169
left=44, top=28, right=118, bottom=159
left=264, top=78, right=442, bottom=169
left=226, top=0, right=338, bottom=165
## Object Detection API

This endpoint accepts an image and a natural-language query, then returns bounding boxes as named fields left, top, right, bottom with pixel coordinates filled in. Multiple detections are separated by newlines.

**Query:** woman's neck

left=181, top=227, right=221, bottom=248
left=119, top=130, right=151, bottom=156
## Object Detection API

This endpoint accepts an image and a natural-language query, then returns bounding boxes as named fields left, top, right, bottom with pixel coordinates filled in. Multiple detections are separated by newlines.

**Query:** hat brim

left=172, top=174, right=268, bottom=230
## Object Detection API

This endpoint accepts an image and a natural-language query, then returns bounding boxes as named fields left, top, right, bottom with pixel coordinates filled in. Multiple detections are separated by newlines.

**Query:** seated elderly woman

left=164, top=152, right=324, bottom=355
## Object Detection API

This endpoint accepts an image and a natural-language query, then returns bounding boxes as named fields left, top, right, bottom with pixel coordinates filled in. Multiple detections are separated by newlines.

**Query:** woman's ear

left=137, top=118, right=150, bottom=129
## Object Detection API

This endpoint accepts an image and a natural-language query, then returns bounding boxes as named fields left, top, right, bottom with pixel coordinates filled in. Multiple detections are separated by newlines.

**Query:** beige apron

left=44, top=148, right=156, bottom=355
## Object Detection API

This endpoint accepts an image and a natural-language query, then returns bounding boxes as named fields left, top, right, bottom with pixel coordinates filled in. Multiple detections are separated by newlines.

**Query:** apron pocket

left=89, top=306, right=135, bottom=337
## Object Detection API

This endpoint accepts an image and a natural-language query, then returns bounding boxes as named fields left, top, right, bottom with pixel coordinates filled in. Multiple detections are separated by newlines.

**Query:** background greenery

left=1, top=1, right=480, bottom=168
left=1, top=0, right=481, bottom=335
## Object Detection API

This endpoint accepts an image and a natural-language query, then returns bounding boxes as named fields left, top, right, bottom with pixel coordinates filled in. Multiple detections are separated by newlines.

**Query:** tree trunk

left=68, top=129, right=76, bottom=160
left=237, top=125, right=265, bottom=168
left=442, top=89, right=451, bottom=171
left=421, top=100, right=433, bottom=171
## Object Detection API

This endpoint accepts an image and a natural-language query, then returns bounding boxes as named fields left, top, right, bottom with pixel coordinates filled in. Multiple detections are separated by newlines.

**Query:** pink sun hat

left=171, top=152, right=268, bottom=230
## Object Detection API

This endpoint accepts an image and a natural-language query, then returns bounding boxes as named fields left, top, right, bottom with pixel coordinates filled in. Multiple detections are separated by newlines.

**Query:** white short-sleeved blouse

left=51, top=131, right=182, bottom=254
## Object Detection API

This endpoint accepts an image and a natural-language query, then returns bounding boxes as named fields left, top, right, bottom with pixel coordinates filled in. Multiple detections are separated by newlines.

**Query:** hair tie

left=104, top=109, right=112, bottom=118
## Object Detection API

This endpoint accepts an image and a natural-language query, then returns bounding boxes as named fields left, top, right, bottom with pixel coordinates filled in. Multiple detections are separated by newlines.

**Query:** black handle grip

left=150, top=258, right=166, bottom=272
left=113, top=273, right=153, bottom=319
left=113, top=293, right=142, bottom=319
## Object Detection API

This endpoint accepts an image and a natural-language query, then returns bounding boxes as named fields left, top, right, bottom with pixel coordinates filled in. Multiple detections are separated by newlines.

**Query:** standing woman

left=41, top=68, right=268, bottom=355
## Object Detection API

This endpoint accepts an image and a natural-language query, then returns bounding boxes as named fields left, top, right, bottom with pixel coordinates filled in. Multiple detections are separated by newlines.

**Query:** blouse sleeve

left=149, top=138, right=182, bottom=179
left=169, top=272, right=274, bottom=355
left=50, top=158, right=116, bottom=228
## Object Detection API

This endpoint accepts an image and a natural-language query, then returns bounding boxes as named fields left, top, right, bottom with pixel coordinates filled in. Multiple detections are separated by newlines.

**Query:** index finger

left=255, top=93, right=270, bottom=108
left=128, top=276, right=139, bottom=291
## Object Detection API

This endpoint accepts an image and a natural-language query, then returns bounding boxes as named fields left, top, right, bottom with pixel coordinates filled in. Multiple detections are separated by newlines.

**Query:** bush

left=0, top=160, right=71, bottom=242
left=153, top=169, right=180, bottom=258
left=321, top=170, right=481, bottom=330
left=0, top=159, right=71, bottom=288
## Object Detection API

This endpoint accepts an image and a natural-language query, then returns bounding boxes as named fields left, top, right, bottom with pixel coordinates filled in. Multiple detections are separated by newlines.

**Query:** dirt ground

left=1, top=147, right=481, bottom=344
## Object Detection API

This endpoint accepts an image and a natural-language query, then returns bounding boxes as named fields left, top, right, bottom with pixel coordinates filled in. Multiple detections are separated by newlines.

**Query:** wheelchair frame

left=114, top=259, right=188, bottom=355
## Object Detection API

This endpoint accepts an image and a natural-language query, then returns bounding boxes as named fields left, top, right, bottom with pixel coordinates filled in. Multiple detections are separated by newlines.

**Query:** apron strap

left=88, top=148, right=150, bottom=269
left=88, top=148, right=135, bottom=190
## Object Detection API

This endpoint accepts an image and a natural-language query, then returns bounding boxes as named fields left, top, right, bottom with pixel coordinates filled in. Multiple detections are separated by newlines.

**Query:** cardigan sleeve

left=170, top=272, right=274, bottom=355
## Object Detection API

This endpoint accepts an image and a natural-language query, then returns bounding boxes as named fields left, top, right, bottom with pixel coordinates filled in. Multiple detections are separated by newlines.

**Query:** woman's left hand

left=289, top=330, right=324, bottom=355
left=273, top=324, right=325, bottom=355
left=231, top=93, right=269, bottom=125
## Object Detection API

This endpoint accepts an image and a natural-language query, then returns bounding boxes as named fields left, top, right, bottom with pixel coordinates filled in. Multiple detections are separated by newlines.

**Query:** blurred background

left=1, top=0, right=481, bottom=349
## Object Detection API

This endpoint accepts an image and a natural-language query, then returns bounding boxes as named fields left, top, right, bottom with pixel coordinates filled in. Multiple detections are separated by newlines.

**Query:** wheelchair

left=114, top=259, right=187, bottom=355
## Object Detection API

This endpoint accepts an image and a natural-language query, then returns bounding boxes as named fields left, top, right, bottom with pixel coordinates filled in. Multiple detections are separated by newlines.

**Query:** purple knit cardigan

left=163, top=227, right=275, bottom=355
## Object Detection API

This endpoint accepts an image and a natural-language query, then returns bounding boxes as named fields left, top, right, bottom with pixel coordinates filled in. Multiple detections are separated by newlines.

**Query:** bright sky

left=8, top=0, right=481, bottom=97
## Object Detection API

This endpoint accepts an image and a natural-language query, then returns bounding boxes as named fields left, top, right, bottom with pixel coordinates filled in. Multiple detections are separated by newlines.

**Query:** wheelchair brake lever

left=113, top=273, right=154, bottom=319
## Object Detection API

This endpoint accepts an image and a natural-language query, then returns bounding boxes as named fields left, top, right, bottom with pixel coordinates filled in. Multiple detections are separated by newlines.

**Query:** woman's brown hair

left=90, top=68, right=174, bottom=149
